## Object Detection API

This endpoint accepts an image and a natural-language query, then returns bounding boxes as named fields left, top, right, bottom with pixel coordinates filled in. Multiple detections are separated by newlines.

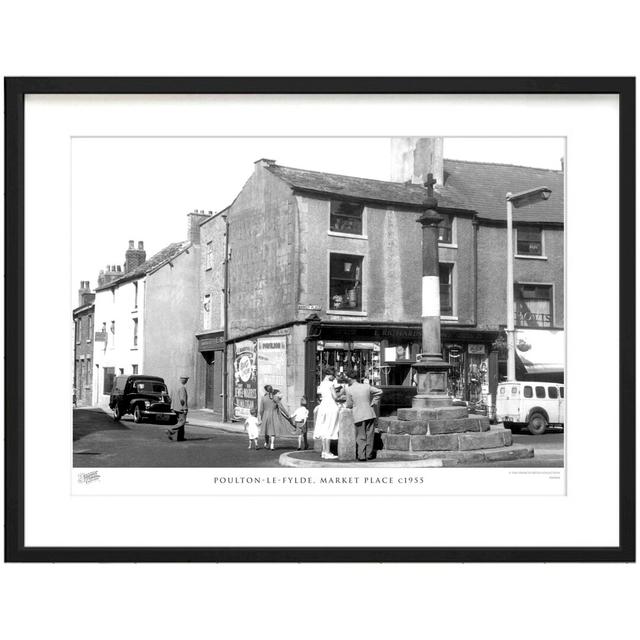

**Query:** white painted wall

left=92, top=277, right=145, bottom=406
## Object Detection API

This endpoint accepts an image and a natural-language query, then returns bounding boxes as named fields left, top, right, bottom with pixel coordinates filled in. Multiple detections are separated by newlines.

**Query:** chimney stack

left=125, top=240, right=147, bottom=273
left=97, top=264, right=121, bottom=287
left=187, top=209, right=212, bottom=245
left=77, top=280, right=95, bottom=307
left=390, top=137, right=444, bottom=188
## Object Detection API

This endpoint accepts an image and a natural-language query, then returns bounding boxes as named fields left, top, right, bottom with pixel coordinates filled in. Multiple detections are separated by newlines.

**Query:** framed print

left=4, top=77, right=635, bottom=562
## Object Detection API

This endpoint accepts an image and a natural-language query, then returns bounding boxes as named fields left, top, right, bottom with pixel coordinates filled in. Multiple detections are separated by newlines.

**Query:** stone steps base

left=382, top=427, right=514, bottom=452
left=376, top=444, right=534, bottom=465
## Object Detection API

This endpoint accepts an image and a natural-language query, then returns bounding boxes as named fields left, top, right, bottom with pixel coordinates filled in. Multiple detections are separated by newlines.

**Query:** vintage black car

left=109, top=374, right=177, bottom=424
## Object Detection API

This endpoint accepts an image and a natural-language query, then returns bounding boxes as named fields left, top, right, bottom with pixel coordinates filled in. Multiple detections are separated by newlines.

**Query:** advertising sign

left=233, top=339, right=257, bottom=419
left=257, top=336, right=288, bottom=408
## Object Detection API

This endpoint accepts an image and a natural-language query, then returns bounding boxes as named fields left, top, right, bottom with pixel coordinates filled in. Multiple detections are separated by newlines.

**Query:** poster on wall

left=233, top=339, right=257, bottom=419
left=257, top=336, right=288, bottom=408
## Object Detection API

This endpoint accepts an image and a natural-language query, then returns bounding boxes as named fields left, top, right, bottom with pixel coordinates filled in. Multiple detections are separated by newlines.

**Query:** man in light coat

left=167, top=375, right=189, bottom=441
left=345, top=370, right=382, bottom=461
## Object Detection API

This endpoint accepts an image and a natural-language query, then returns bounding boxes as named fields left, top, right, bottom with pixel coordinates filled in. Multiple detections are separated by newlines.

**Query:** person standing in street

left=345, top=369, right=382, bottom=461
left=167, top=375, right=189, bottom=441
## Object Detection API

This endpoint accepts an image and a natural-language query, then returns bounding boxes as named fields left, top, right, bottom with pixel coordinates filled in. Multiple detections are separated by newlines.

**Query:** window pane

left=329, top=253, right=363, bottom=311
left=548, top=386, right=558, bottom=399
left=330, top=201, right=363, bottom=235
left=524, top=386, right=533, bottom=398
left=559, top=387, right=564, bottom=398
left=535, top=386, right=546, bottom=398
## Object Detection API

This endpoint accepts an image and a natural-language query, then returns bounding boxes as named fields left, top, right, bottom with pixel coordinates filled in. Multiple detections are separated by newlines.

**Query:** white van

left=496, top=381, right=565, bottom=435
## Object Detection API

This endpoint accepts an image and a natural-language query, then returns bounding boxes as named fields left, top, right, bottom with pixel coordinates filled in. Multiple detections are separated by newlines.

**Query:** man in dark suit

left=167, top=375, right=189, bottom=441
left=345, top=370, right=382, bottom=461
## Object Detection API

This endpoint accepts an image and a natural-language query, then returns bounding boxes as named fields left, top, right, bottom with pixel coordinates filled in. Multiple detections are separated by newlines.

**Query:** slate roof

left=443, top=159, right=564, bottom=225
left=95, top=241, right=191, bottom=291
left=267, top=164, right=471, bottom=211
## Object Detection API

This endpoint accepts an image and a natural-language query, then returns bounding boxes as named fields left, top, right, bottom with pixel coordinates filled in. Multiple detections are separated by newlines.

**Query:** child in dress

left=244, top=408, right=261, bottom=450
left=290, top=397, right=310, bottom=451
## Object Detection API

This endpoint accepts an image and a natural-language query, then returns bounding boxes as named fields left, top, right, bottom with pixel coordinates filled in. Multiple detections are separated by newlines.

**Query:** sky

left=71, top=137, right=564, bottom=292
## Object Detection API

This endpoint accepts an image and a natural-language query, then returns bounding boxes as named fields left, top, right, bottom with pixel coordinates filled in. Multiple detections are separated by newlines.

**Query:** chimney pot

left=128, top=240, right=134, bottom=249
left=138, top=241, right=144, bottom=250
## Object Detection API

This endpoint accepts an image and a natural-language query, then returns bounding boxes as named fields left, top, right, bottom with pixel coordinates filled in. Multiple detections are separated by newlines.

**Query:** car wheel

left=113, top=405, right=121, bottom=422
left=133, top=405, right=142, bottom=424
left=527, top=413, right=547, bottom=435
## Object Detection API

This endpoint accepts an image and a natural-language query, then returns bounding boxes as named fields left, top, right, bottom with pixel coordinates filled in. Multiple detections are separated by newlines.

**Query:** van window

left=535, top=386, right=546, bottom=398
left=548, top=386, right=558, bottom=399
left=499, top=387, right=505, bottom=395
left=559, top=387, right=564, bottom=398
left=524, top=386, right=533, bottom=398
left=511, top=386, right=519, bottom=395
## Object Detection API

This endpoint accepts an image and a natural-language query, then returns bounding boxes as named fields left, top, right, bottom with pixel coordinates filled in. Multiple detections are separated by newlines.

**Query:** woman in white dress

left=313, top=367, right=340, bottom=459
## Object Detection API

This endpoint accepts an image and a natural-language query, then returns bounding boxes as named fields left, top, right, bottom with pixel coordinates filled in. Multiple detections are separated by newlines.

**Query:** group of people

left=165, top=369, right=383, bottom=461
left=245, top=366, right=382, bottom=461
left=244, top=385, right=309, bottom=451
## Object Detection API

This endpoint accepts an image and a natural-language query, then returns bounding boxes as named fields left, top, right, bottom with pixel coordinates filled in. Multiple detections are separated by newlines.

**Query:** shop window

left=103, top=367, right=115, bottom=394
left=438, top=213, right=453, bottom=244
left=515, top=283, right=553, bottom=327
left=439, top=263, right=454, bottom=316
left=329, top=253, right=363, bottom=311
left=516, top=226, right=543, bottom=256
left=330, top=200, right=364, bottom=236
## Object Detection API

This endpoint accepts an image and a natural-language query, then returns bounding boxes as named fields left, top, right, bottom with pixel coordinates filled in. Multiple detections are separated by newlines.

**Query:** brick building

left=73, top=281, right=96, bottom=406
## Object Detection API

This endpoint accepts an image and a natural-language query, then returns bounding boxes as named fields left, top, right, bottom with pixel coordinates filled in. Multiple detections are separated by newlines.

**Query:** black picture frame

left=4, top=77, right=635, bottom=563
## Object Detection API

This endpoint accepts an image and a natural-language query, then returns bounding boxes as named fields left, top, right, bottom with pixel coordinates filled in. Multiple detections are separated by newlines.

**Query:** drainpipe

left=222, top=213, right=230, bottom=421
left=472, top=217, right=479, bottom=325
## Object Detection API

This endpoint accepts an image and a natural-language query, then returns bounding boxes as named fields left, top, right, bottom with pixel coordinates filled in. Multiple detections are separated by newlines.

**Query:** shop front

left=304, top=320, right=499, bottom=418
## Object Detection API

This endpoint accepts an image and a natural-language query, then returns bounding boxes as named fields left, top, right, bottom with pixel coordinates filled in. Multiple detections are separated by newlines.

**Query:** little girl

left=244, top=408, right=261, bottom=450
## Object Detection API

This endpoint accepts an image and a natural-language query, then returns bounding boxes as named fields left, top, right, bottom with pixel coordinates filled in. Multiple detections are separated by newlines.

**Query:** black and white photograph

left=72, top=136, right=565, bottom=471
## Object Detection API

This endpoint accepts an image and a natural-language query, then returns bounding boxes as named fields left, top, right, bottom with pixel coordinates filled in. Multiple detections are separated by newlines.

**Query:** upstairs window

left=75, top=319, right=80, bottom=344
left=206, top=241, right=214, bottom=270
left=203, top=294, right=212, bottom=330
left=438, top=213, right=453, bottom=244
left=132, top=318, right=138, bottom=347
left=515, top=284, right=553, bottom=327
left=329, top=253, right=363, bottom=311
left=516, top=226, right=543, bottom=256
left=439, top=263, right=454, bottom=317
left=330, top=200, right=363, bottom=236
left=133, top=282, right=138, bottom=308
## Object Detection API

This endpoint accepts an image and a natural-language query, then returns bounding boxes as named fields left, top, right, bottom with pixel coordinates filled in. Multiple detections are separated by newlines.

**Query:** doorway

left=205, top=351, right=223, bottom=416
